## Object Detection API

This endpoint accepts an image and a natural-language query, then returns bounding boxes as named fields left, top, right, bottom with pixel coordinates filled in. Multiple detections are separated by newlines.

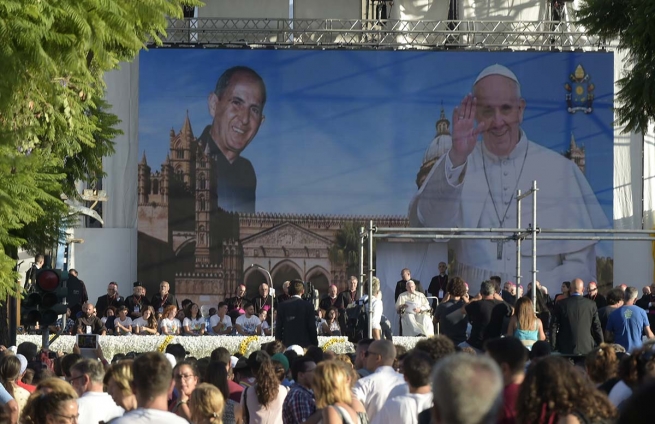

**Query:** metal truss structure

left=157, top=18, right=611, bottom=50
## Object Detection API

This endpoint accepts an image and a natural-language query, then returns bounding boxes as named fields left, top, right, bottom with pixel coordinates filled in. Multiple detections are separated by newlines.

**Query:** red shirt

left=499, top=383, right=520, bottom=424
left=229, top=379, right=244, bottom=403
left=17, top=380, right=36, bottom=393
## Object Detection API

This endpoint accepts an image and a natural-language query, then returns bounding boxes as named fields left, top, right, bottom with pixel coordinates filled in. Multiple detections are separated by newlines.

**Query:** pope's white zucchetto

left=474, top=64, right=520, bottom=87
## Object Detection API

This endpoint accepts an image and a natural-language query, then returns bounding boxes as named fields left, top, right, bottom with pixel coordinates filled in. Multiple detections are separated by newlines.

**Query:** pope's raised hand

left=449, top=94, right=486, bottom=167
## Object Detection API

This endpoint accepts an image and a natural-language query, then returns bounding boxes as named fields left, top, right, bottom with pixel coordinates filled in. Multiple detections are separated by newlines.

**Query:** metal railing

left=155, top=18, right=611, bottom=50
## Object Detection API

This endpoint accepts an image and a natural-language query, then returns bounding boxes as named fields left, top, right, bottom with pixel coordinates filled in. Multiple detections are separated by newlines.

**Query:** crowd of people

left=47, top=277, right=388, bottom=340
left=1, top=324, right=655, bottom=424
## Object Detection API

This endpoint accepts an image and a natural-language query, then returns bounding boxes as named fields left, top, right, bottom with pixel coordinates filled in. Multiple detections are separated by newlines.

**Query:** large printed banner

left=137, top=49, right=614, bottom=303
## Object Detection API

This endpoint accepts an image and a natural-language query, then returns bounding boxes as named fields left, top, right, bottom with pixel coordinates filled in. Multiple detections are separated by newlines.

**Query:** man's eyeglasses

left=66, top=375, right=85, bottom=383
left=364, top=351, right=381, bottom=358
left=174, top=374, right=196, bottom=381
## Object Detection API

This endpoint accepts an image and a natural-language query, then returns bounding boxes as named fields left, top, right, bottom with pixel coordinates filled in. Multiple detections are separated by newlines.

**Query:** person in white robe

left=408, top=64, right=609, bottom=294
left=395, top=280, right=434, bottom=336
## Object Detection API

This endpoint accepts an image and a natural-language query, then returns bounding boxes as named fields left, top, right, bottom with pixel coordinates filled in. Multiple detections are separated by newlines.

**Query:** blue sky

left=138, top=49, right=614, bottom=222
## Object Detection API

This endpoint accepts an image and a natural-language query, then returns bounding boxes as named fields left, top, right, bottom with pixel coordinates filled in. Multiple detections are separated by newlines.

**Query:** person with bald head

left=550, top=278, right=603, bottom=355
left=409, top=64, right=608, bottom=295
left=585, top=281, right=607, bottom=309
left=352, top=340, right=406, bottom=420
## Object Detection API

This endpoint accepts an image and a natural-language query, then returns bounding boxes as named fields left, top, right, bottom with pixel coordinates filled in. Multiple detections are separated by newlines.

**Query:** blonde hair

left=35, top=377, right=77, bottom=397
left=103, top=360, right=134, bottom=396
left=313, top=360, right=353, bottom=408
left=371, top=277, right=380, bottom=296
left=22, top=379, right=78, bottom=423
left=515, top=297, right=536, bottom=331
left=190, top=383, right=224, bottom=424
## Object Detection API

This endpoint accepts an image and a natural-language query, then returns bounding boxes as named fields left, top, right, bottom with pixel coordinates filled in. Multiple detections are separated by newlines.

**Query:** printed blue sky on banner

left=138, top=49, right=614, bottom=223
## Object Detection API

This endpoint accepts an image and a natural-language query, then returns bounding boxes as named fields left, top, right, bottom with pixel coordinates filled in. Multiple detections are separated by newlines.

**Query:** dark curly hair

left=618, top=343, right=655, bottom=389
left=447, top=277, right=467, bottom=297
left=516, top=356, right=616, bottom=423
left=585, top=343, right=618, bottom=385
left=414, top=335, right=455, bottom=364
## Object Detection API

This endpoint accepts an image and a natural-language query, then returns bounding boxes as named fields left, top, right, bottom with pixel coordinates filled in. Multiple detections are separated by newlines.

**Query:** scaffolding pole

left=368, top=220, right=375, bottom=339
left=358, top=226, right=365, bottom=299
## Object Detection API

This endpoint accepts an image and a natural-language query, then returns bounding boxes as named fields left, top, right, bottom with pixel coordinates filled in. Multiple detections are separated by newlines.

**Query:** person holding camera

left=276, top=280, right=319, bottom=348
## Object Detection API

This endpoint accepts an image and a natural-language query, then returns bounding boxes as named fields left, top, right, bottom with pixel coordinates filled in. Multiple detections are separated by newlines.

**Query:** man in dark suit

left=275, top=279, right=319, bottom=348
left=337, top=276, right=360, bottom=331
left=584, top=281, right=607, bottom=309
left=95, top=281, right=124, bottom=316
left=150, top=280, right=179, bottom=314
left=427, top=262, right=448, bottom=307
left=395, top=268, right=425, bottom=301
left=550, top=278, right=603, bottom=355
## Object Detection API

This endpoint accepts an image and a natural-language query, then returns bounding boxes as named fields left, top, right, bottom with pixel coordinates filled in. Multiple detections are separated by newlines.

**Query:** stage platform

left=16, top=335, right=422, bottom=359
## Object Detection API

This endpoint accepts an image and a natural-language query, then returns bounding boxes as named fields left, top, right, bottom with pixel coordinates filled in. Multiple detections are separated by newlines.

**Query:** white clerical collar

left=480, top=129, right=528, bottom=163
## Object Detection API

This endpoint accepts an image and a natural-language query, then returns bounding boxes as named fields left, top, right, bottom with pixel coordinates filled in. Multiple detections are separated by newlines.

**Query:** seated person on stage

left=75, top=302, right=107, bottom=335
left=259, top=310, right=272, bottom=336
left=395, top=280, right=434, bottom=337
left=226, top=284, right=248, bottom=323
left=395, top=268, right=425, bottom=301
left=319, top=284, right=341, bottom=313
left=235, top=303, right=262, bottom=336
left=210, top=302, right=233, bottom=335
left=277, top=281, right=292, bottom=303
left=321, top=307, right=342, bottom=336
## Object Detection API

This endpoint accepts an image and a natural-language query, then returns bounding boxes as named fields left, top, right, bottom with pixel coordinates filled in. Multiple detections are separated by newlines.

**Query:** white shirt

left=371, top=297, right=383, bottom=330
left=115, top=317, right=132, bottom=335
left=235, top=314, right=261, bottom=335
left=386, top=383, right=409, bottom=401
left=77, top=391, right=124, bottom=424
left=209, top=314, right=232, bottom=334
left=608, top=380, right=632, bottom=409
left=352, top=366, right=406, bottom=420
left=160, top=318, right=181, bottom=334
left=109, top=407, right=189, bottom=424
left=182, top=317, right=205, bottom=332
left=371, top=392, right=433, bottom=424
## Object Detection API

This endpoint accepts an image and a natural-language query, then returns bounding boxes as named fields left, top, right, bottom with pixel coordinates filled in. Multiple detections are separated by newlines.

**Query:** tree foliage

left=329, top=222, right=375, bottom=278
left=577, top=0, right=655, bottom=133
left=0, top=0, right=201, bottom=298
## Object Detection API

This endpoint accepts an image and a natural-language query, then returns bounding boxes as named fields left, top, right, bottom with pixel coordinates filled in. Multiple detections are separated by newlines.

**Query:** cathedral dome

left=416, top=106, right=452, bottom=189
left=422, top=107, right=452, bottom=164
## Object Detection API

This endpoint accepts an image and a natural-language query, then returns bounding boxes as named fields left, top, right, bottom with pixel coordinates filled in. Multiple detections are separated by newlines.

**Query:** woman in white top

left=132, top=305, right=159, bottom=335
left=322, top=307, right=341, bottom=336
left=183, top=303, right=206, bottom=336
left=161, top=304, right=181, bottom=335
left=0, top=355, right=30, bottom=418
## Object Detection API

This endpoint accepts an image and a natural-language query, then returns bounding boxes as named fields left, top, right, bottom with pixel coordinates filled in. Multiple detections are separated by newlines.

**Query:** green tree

left=329, top=222, right=376, bottom=278
left=577, top=0, right=655, bottom=133
left=0, top=1, right=200, bottom=301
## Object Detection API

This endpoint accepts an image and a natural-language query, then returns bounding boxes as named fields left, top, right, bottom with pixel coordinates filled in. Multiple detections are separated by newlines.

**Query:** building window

left=152, top=179, right=159, bottom=194
left=199, top=195, right=206, bottom=211
left=176, top=148, right=184, bottom=159
left=199, top=173, right=206, bottom=190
